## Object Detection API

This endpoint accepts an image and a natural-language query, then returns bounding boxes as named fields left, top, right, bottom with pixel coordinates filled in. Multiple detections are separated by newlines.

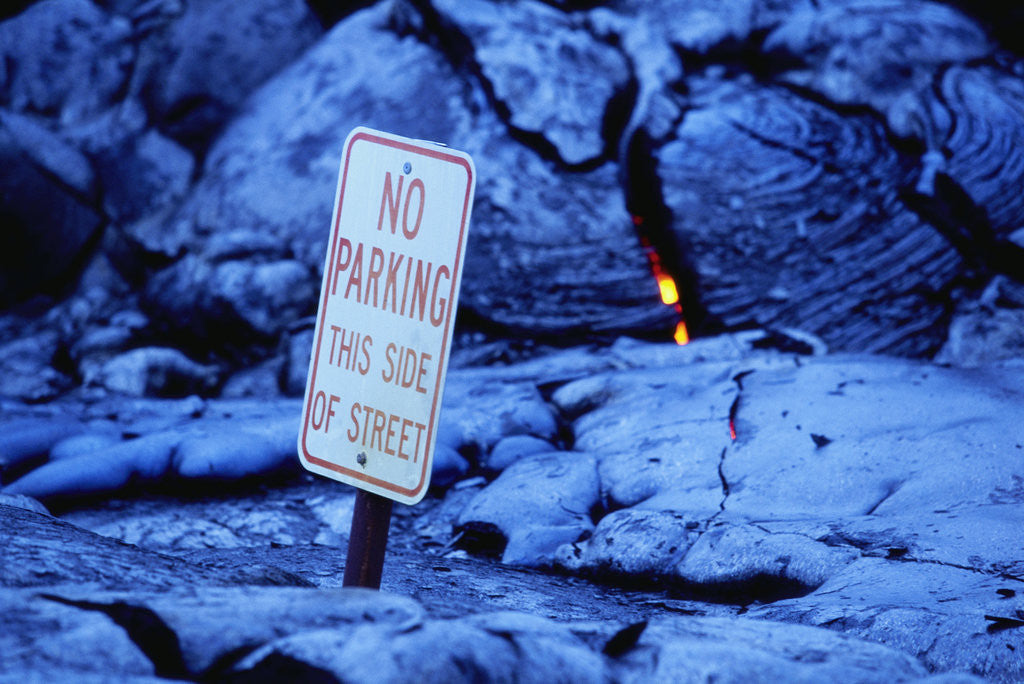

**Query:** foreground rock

left=0, top=502, right=276, bottom=589
left=454, top=340, right=1024, bottom=679
left=4, top=338, right=1004, bottom=677
left=3, top=338, right=1019, bottom=679
left=753, top=556, right=1024, bottom=679
left=1, top=494, right=944, bottom=682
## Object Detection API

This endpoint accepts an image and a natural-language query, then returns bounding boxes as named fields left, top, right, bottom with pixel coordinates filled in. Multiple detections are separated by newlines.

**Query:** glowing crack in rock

left=674, top=320, right=690, bottom=345
left=634, top=216, right=689, bottom=345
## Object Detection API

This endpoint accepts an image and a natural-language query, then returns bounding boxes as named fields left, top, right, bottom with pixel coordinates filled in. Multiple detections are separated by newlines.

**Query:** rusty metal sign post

left=341, top=489, right=393, bottom=588
left=298, top=127, right=476, bottom=588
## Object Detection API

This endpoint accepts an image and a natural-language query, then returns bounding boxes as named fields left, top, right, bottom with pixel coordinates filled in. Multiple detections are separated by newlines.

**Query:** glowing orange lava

left=729, top=419, right=737, bottom=441
left=633, top=216, right=689, bottom=346
left=658, top=274, right=679, bottom=306
left=673, top=320, right=689, bottom=345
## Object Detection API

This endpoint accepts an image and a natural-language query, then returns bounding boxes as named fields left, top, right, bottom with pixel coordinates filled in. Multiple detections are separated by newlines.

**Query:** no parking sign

left=299, top=127, right=475, bottom=505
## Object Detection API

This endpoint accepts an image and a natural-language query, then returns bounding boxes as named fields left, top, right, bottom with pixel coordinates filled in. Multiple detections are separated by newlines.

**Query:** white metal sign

left=299, top=127, right=475, bottom=504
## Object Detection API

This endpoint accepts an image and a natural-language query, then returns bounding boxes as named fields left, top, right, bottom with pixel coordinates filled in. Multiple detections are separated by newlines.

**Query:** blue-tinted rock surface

left=2, top=330, right=1022, bottom=680
left=652, top=76, right=961, bottom=356
left=0, top=0, right=1019, bottom=401
left=426, top=0, right=630, bottom=166
left=5, top=0, right=1019, bottom=394
left=2, top=0, right=1024, bottom=680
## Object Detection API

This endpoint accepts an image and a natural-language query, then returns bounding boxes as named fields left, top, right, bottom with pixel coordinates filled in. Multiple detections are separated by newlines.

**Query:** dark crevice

left=453, top=521, right=507, bottom=560
left=728, top=374, right=747, bottom=440
left=555, top=413, right=577, bottom=452
left=602, top=620, right=648, bottom=657
left=671, top=28, right=806, bottom=90
left=222, top=653, right=340, bottom=684
left=610, top=34, right=696, bottom=345
left=600, top=65, right=639, bottom=170
left=20, top=214, right=109, bottom=311
left=716, top=378, right=747, bottom=513
left=671, top=574, right=819, bottom=604
left=749, top=330, right=818, bottom=355
left=305, top=0, right=377, bottom=28
left=985, top=615, right=1024, bottom=633
left=716, top=447, right=730, bottom=513
left=578, top=562, right=819, bottom=604
left=535, top=0, right=607, bottom=11
left=622, top=127, right=710, bottom=338
left=40, top=594, right=188, bottom=680
left=901, top=172, right=1024, bottom=283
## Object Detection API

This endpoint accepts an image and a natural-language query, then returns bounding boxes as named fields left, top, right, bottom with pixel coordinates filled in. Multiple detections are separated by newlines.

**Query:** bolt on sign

left=299, top=127, right=476, bottom=505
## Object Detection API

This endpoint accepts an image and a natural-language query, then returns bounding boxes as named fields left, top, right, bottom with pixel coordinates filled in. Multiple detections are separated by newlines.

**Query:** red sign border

left=299, top=130, right=474, bottom=502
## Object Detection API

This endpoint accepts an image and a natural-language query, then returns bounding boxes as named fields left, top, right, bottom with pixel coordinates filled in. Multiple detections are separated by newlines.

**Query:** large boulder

left=163, top=4, right=477, bottom=269
left=765, top=0, right=992, bottom=114
left=651, top=76, right=961, bottom=355
left=144, top=254, right=317, bottom=344
left=154, top=2, right=672, bottom=350
left=763, top=3, right=1024, bottom=288
left=722, top=356, right=1024, bottom=519
left=425, top=0, right=631, bottom=167
left=457, top=452, right=599, bottom=566
left=0, top=0, right=132, bottom=124
left=131, top=0, right=322, bottom=148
